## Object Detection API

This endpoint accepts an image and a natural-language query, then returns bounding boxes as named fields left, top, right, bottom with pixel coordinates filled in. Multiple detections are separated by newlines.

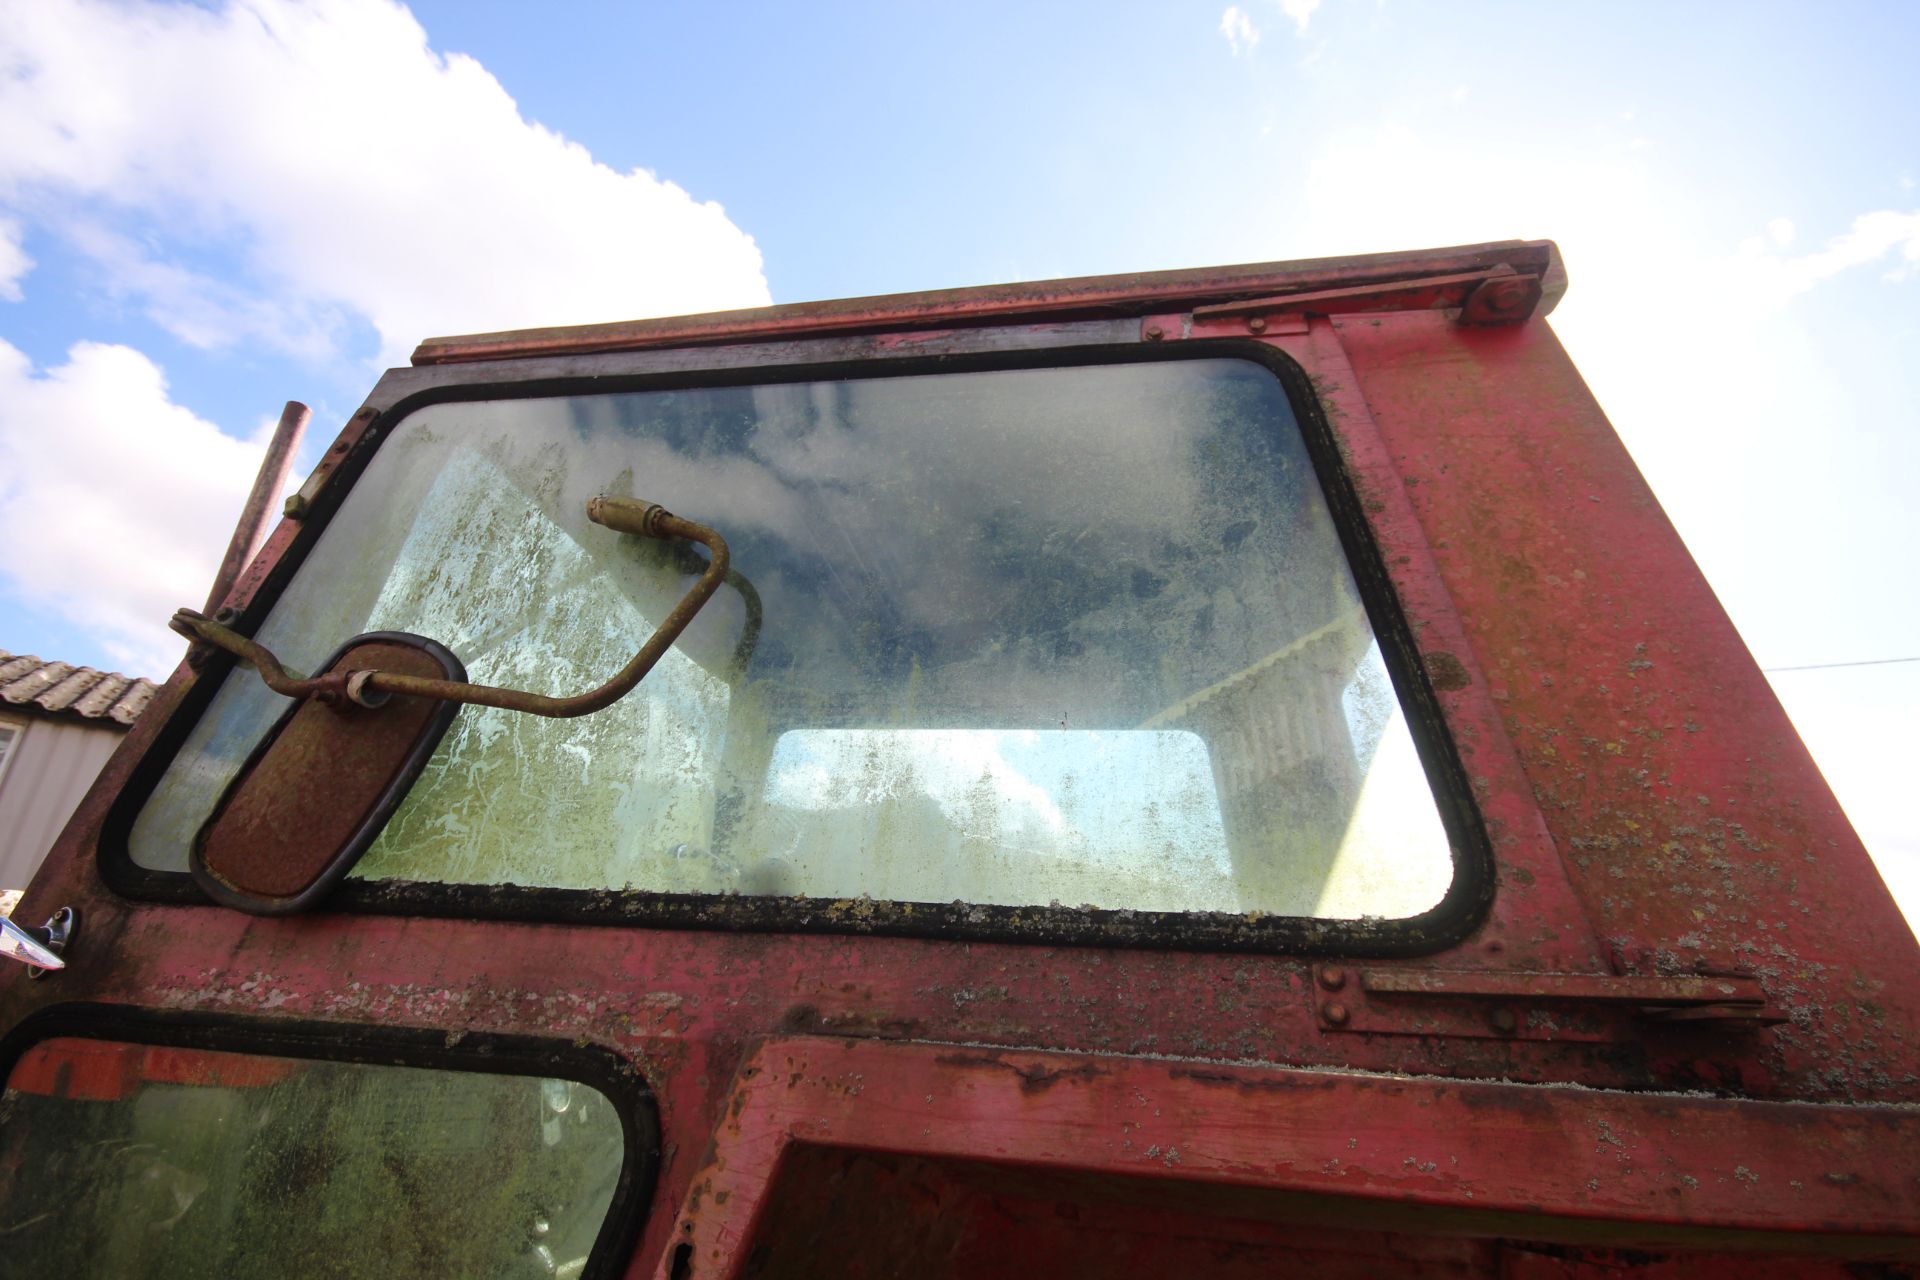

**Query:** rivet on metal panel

left=1246, top=315, right=1267, bottom=334
left=1321, top=1001, right=1350, bottom=1027
left=1489, top=1007, right=1519, bottom=1036
left=1318, top=965, right=1347, bottom=992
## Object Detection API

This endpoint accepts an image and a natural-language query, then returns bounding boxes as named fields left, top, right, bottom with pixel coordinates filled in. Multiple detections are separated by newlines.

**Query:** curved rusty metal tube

left=170, top=496, right=730, bottom=720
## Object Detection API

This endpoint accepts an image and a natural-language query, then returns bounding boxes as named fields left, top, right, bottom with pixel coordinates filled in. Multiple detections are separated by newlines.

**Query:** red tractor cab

left=2, top=240, right=1915, bottom=1278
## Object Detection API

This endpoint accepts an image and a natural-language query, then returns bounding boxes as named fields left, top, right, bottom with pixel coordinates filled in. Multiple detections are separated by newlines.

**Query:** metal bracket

left=1176, top=263, right=1546, bottom=335
left=1312, top=965, right=1785, bottom=1042
left=1458, top=271, right=1545, bottom=325
left=171, top=495, right=730, bottom=720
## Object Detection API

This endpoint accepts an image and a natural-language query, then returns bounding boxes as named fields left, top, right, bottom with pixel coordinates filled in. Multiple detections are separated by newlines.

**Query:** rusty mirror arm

left=170, top=497, right=729, bottom=720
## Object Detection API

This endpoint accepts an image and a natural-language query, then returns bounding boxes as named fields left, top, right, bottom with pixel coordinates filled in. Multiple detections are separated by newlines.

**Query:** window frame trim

left=96, top=326, right=1497, bottom=957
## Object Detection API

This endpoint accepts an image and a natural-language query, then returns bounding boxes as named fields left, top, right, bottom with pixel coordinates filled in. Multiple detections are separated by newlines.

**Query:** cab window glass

left=131, top=359, right=1452, bottom=919
left=0, top=1037, right=625, bottom=1278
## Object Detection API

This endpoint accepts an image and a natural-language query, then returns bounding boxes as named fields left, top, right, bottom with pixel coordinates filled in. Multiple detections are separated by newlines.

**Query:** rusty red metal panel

left=5, top=1039, right=301, bottom=1099
left=1266, top=318, right=1611, bottom=976
left=1328, top=310, right=1920, bottom=1101
left=661, top=1036, right=1920, bottom=1277
left=1356, top=968, right=1771, bottom=1005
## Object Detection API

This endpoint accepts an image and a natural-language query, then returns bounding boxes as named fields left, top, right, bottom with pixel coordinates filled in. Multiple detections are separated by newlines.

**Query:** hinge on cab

left=1311, top=965, right=1786, bottom=1042
left=1147, top=263, right=1545, bottom=342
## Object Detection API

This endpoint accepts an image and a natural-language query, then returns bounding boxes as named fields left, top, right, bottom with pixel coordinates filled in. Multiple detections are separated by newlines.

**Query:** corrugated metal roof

left=0, top=652, right=157, bottom=728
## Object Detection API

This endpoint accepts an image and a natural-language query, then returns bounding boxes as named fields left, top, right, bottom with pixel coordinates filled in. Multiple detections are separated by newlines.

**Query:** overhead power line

left=1764, top=655, right=1920, bottom=674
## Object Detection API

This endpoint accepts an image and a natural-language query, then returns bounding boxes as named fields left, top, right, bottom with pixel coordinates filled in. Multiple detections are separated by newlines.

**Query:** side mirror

left=168, top=497, right=730, bottom=915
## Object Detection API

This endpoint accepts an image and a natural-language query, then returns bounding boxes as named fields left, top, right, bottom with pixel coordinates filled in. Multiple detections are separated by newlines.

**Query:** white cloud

left=1732, top=208, right=1920, bottom=304
left=0, top=0, right=770, bottom=365
left=0, top=219, right=29, bottom=301
left=0, top=340, right=269, bottom=675
left=1219, top=5, right=1261, bottom=55
left=1766, top=216, right=1794, bottom=248
left=1278, top=0, right=1322, bottom=34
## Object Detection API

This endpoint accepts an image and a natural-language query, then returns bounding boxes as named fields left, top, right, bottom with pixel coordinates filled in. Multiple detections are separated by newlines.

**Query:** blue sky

left=1, top=0, right=1915, bottom=921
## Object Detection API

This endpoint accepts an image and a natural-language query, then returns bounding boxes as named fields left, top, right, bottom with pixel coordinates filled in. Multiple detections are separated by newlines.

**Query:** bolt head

left=1144, top=323, right=1165, bottom=341
left=1247, top=315, right=1268, bottom=334
left=283, top=493, right=309, bottom=520
left=1489, top=280, right=1529, bottom=310
left=1321, top=1001, right=1350, bottom=1026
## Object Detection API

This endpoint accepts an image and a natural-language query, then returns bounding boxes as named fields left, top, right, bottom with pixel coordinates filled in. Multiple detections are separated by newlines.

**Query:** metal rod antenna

left=204, top=400, right=311, bottom=614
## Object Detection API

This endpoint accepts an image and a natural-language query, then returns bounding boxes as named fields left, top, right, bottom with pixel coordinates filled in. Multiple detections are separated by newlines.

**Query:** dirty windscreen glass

left=0, top=1038, right=625, bottom=1279
left=130, top=359, right=1453, bottom=918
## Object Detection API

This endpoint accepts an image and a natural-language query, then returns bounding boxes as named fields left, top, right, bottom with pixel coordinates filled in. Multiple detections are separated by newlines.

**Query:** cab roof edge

left=410, top=239, right=1566, bottom=367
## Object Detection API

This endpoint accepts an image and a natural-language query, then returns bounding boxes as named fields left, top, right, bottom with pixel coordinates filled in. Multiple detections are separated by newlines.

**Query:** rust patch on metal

left=933, top=1051, right=1103, bottom=1094
left=1423, top=651, right=1474, bottom=692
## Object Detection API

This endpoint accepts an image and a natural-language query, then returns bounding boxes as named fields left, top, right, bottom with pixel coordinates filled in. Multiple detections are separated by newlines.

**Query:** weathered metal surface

left=1327, top=308, right=1920, bottom=1100
left=169, top=497, right=728, bottom=719
left=191, top=635, right=462, bottom=914
left=725, top=1148, right=1905, bottom=1279
left=1273, top=318, right=1609, bottom=974
left=0, top=241, right=1914, bottom=1278
left=1317, top=966, right=1786, bottom=1041
left=202, top=400, right=310, bottom=615
left=1358, top=968, right=1772, bottom=1006
left=410, top=240, right=1565, bottom=365
left=663, top=1036, right=1920, bottom=1276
